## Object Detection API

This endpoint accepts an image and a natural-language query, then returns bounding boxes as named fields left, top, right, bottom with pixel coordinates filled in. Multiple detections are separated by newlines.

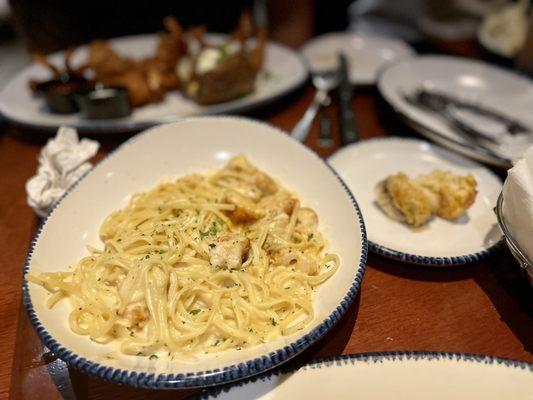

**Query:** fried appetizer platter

left=83, top=16, right=187, bottom=107
left=29, top=12, right=267, bottom=114
left=376, top=170, right=477, bottom=227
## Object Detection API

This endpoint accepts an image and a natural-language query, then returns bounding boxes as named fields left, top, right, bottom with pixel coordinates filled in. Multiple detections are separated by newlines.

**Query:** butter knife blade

left=337, top=53, right=359, bottom=145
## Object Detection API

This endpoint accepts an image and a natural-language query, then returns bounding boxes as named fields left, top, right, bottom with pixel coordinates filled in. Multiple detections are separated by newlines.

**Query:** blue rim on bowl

left=328, top=136, right=504, bottom=267
left=198, top=350, right=533, bottom=398
left=368, top=240, right=502, bottom=266
left=21, top=116, right=368, bottom=389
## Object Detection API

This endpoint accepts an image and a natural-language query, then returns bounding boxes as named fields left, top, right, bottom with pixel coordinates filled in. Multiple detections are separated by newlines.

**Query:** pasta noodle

left=28, top=155, right=340, bottom=358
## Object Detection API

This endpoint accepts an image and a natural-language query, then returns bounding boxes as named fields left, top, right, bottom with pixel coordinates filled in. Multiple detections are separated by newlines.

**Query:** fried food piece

left=86, top=41, right=136, bottom=79
left=146, top=16, right=188, bottom=91
left=83, top=17, right=186, bottom=107
left=102, top=69, right=163, bottom=107
left=29, top=48, right=89, bottom=92
left=377, top=173, right=439, bottom=227
left=376, top=170, right=477, bottom=227
left=415, top=171, right=477, bottom=220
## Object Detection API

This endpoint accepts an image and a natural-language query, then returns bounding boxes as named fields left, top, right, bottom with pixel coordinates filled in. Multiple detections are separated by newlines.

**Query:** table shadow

left=473, top=249, right=533, bottom=355
left=369, top=251, right=533, bottom=356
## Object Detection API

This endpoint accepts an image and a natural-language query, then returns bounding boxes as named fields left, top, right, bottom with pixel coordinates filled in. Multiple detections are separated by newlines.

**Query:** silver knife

left=337, top=53, right=359, bottom=145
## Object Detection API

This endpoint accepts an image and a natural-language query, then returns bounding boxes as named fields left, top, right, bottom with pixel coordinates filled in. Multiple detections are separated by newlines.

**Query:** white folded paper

left=502, top=146, right=533, bottom=267
left=26, top=126, right=99, bottom=217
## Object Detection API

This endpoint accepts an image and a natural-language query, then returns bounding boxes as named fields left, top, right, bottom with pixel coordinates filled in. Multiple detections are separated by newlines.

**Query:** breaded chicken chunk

left=377, top=173, right=439, bottom=227
left=376, top=170, right=477, bottom=227
left=415, top=171, right=477, bottom=220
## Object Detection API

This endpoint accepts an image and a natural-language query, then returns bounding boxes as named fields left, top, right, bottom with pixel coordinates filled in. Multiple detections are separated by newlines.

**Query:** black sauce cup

left=75, top=86, right=131, bottom=119
left=34, top=76, right=93, bottom=114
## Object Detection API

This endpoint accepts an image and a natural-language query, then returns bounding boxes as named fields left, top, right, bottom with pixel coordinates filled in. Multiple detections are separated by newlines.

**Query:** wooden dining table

left=0, top=28, right=532, bottom=400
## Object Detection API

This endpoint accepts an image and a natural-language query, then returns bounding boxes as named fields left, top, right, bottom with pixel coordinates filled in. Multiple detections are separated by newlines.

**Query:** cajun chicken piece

left=222, top=190, right=264, bottom=224
left=273, top=248, right=318, bottom=275
left=296, top=208, right=319, bottom=230
left=208, top=234, right=250, bottom=269
left=223, top=155, right=278, bottom=198
left=123, top=302, right=149, bottom=328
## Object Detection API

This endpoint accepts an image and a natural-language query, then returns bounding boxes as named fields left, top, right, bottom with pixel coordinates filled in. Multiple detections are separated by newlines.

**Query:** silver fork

left=291, top=69, right=341, bottom=142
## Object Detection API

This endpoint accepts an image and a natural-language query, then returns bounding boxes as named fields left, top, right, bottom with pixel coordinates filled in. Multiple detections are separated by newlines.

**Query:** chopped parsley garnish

left=271, top=318, right=277, bottom=326
left=307, top=233, right=314, bottom=241
left=136, top=352, right=144, bottom=356
left=208, top=243, right=216, bottom=248
left=149, top=355, right=158, bottom=360
left=189, top=309, right=201, bottom=315
left=130, top=331, right=135, bottom=337
left=200, top=222, right=218, bottom=238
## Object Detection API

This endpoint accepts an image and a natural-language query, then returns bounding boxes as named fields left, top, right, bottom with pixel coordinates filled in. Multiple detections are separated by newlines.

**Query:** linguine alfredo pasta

left=28, top=155, right=339, bottom=359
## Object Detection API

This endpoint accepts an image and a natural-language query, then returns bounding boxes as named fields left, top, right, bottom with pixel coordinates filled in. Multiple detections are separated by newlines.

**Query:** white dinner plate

left=300, top=32, right=414, bottom=85
left=0, top=34, right=308, bottom=133
left=22, top=117, right=367, bottom=388
left=329, top=137, right=502, bottom=265
left=201, top=352, right=533, bottom=400
left=378, top=55, right=533, bottom=168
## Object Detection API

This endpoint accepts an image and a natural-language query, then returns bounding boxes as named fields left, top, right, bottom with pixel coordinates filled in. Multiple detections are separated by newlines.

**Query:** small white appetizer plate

left=300, top=32, right=414, bottom=85
left=22, top=117, right=367, bottom=388
left=0, top=34, right=308, bottom=133
left=201, top=352, right=533, bottom=400
left=329, top=137, right=502, bottom=265
left=378, top=55, right=533, bottom=168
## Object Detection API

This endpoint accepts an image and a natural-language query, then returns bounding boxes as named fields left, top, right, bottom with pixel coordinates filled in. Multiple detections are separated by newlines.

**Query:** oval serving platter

left=0, top=34, right=308, bottom=133
left=23, top=117, right=367, bottom=388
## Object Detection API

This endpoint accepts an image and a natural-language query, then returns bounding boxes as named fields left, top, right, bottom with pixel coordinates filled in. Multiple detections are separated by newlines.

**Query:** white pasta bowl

left=22, top=117, right=367, bottom=388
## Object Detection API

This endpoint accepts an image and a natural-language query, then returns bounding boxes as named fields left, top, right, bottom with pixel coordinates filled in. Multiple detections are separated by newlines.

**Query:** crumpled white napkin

left=26, top=126, right=99, bottom=217
left=502, top=146, right=533, bottom=271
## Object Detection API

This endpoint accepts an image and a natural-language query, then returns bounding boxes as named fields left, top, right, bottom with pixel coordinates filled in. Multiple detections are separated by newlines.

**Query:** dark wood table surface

left=1, top=35, right=532, bottom=400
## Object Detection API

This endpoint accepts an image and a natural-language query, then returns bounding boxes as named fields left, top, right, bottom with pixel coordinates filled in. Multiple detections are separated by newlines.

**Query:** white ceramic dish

left=378, top=55, right=533, bottom=168
left=22, top=117, right=367, bottom=388
left=0, top=34, right=308, bottom=133
left=201, top=352, right=533, bottom=400
left=329, top=137, right=502, bottom=265
left=300, top=32, right=414, bottom=85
